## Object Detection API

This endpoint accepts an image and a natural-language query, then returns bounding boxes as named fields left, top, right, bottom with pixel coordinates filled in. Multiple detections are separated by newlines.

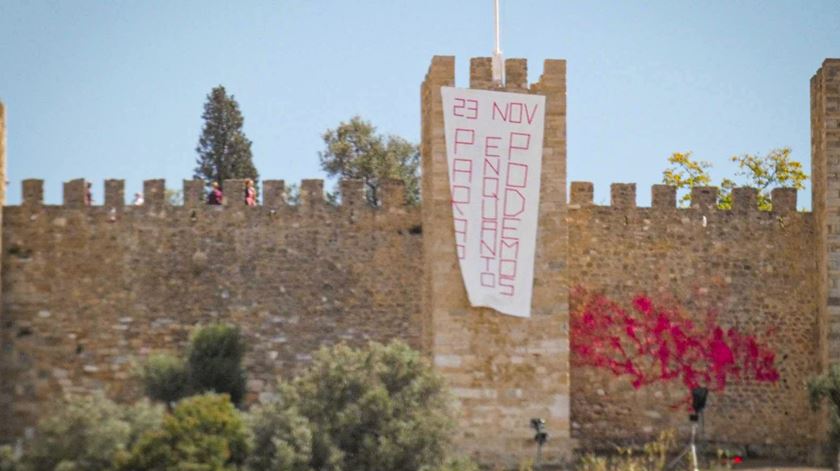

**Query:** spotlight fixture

left=667, top=387, right=709, bottom=471
left=530, top=418, right=547, bottom=444
left=530, top=418, right=548, bottom=470
left=690, top=387, right=708, bottom=422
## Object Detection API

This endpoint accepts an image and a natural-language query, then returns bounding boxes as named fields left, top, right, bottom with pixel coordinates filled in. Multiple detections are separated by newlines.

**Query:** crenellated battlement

left=13, top=177, right=414, bottom=212
left=569, top=181, right=802, bottom=216
left=14, top=177, right=806, bottom=225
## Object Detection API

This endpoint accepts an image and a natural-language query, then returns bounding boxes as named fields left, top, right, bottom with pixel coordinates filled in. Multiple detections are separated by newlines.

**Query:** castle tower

left=420, top=57, right=571, bottom=465
left=812, top=60, right=840, bottom=367
left=0, top=102, right=5, bottom=421
left=0, top=102, right=5, bottom=306
left=0, top=103, right=5, bottom=203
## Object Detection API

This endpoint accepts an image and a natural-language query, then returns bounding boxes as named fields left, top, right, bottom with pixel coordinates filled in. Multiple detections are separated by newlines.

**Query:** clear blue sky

left=1, top=1, right=838, bottom=206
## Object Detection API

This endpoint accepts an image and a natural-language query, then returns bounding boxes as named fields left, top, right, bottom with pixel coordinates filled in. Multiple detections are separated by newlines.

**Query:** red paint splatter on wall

left=570, top=288, right=779, bottom=402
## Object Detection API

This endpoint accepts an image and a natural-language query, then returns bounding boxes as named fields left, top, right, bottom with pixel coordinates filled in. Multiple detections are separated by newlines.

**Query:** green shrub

left=250, top=341, right=452, bottom=471
left=246, top=385, right=316, bottom=471
left=0, top=445, right=20, bottom=471
left=187, top=324, right=247, bottom=405
left=140, top=324, right=248, bottom=406
left=22, top=394, right=162, bottom=471
left=120, top=393, right=249, bottom=471
left=124, top=399, right=168, bottom=448
left=428, top=457, right=480, bottom=471
left=141, top=353, right=190, bottom=405
left=809, top=363, right=840, bottom=466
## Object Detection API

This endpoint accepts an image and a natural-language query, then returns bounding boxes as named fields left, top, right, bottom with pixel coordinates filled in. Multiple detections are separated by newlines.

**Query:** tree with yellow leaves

left=662, top=147, right=806, bottom=211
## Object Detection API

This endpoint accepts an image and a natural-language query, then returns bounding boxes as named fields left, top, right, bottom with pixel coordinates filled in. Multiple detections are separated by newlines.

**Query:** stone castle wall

left=1, top=57, right=838, bottom=464
left=567, top=183, right=819, bottom=458
left=2, top=177, right=820, bottom=457
left=0, top=178, right=423, bottom=441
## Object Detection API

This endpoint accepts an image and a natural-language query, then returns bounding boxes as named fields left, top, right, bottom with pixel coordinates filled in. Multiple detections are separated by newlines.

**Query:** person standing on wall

left=84, top=182, right=93, bottom=206
left=208, top=181, right=223, bottom=205
left=245, top=179, right=257, bottom=206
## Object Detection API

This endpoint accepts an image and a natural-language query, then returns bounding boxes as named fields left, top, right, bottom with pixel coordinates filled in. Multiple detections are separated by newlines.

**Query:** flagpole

left=494, top=0, right=501, bottom=55
left=492, top=0, right=504, bottom=84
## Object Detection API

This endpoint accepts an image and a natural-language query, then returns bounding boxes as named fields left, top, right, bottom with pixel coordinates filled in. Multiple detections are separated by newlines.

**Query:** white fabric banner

left=441, top=86, right=546, bottom=318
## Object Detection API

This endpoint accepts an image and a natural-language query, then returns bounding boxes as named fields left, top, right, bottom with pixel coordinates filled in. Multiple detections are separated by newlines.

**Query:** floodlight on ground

left=667, top=387, right=709, bottom=471
left=530, top=418, right=548, bottom=470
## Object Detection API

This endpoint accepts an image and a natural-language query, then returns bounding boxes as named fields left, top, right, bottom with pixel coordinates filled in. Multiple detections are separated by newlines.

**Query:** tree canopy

left=141, top=324, right=247, bottom=407
left=662, top=147, right=806, bottom=210
left=319, top=116, right=420, bottom=206
left=194, top=86, right=259, bottom=189
left=249, top=341, right=454, bottom=471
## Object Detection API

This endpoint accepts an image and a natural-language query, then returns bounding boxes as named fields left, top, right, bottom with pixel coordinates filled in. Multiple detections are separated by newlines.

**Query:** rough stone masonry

left=0, top=58, right=838, bottom=466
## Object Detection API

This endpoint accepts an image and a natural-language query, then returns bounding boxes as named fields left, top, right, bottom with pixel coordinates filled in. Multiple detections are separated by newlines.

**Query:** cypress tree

left=194, top=86, right=259, bottom=190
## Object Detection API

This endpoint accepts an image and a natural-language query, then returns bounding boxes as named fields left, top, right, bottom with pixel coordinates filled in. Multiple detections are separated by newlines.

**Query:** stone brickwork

left=0, top=104, right=5, bottom=380
left=567, top=184, right=819, bottom=459
left=0, top=178, right=423, bottom=442
left=1, top=57, right=839, bottom=465
left=421, top=56, right=571, bottom=467
left=813, top=60, right=840, bottom=366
